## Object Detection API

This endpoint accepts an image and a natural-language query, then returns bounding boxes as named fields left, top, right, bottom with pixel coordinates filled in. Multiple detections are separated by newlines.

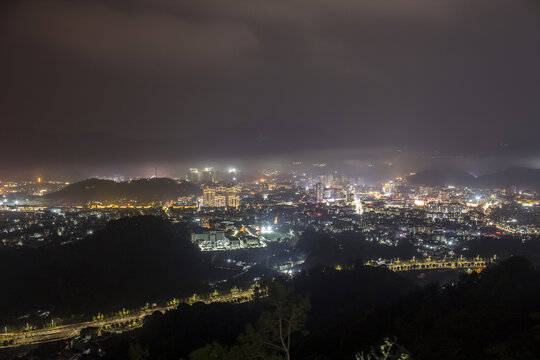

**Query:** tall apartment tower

left=203, top=187, right=216, bottom=207
left=203, top=185, right=240, bottom=209
left=227, top=188, right=240, bottom=209
left=315, top=182, right=324, bottom=203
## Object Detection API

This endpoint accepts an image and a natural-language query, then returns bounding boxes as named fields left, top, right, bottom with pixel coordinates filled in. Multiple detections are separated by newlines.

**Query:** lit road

left=366, top=257, right=495, bottom=272
left=1, top=288, right=261, bottom=348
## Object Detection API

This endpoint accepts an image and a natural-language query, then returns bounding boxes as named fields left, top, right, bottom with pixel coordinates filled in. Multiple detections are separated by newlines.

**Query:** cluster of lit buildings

left=202, top=185, right=241, bottom=209
left=1, top=168, right=539, bottom=255
left=0, top=179, right=67, bottom=200
left=190, top=229, right=263, bottom=251
left=0, top=207, right=163, bottom=248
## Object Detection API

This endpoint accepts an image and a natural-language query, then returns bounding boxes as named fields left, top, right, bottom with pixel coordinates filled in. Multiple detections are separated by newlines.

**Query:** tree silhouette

left=189, top=282, right=310, bottom=360
left=128, top=341, right=149, bottom=360
left=356, top=338, right=410, bottom=360
left=236, top=282, right=310, bottom=360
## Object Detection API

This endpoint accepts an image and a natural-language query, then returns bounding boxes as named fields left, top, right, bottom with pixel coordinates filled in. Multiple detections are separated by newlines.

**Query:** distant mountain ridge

left=407, top=167, right=540, bottom=189
left=44, top=177, right=201, bottom=204
left=406, top=168, right=476, bottom=187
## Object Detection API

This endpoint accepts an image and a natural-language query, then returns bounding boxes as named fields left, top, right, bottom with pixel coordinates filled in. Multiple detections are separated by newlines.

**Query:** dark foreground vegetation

left=21, top=256, right=540, bottom=360
left=3, top=214, right=540, bottom=359
left=0, top=216, right=212, bottom=324
left=0, top=215, right=421, bottom=328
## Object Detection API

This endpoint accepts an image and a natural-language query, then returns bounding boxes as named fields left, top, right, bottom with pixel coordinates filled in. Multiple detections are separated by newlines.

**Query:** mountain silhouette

left=408, top=167, right=540, bottom=189
left=44, top=177, right=201, bottom=204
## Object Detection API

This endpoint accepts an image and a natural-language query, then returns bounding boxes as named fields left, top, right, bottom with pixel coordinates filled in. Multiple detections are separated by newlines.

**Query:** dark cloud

left=1, top=0, right=539, bottom=177
left=5, top=1, right=259, bottom=69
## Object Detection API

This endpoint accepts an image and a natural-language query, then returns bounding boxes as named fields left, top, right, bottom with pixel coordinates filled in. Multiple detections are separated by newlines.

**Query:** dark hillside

left=44, top=178, right=201, bottom=204
left=0, top=216, right=208, bottom=322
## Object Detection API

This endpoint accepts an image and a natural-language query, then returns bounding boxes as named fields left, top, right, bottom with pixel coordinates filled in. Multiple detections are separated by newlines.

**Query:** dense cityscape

left=0, top=163, right=539, bottom=357
left=3, top=0, right=540, bottom=358
left=3, top=167, right=539, bottom=253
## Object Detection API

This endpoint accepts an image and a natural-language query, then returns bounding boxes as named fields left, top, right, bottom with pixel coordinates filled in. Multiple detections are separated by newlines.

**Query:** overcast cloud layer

left=1, top=0, right=540, bottom=177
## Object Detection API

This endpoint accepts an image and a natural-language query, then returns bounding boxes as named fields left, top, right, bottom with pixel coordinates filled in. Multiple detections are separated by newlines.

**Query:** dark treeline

left=0, top=216, right=420, bottom=327
left=459, top=236, right=540, bottom=264
left=297, top=257, right=540, bottom=359
left=5, top=216, right=540, bottom=359
left=0, top=216, right=211, bottom=323
left=66, top=264, right=416, bottom=360
left=56, top=257, right=540, bottom=360
left=295, top=231, right=418, bottom=267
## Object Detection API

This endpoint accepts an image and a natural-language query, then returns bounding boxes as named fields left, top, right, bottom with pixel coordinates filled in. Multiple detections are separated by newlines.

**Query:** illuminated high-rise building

left=325, top=174, right=334, bottom=188
left=383, top=182, right=394, bottom=196
left=214, top=194, right=227, bottom=207
left=315, top=182, right=324, bottom=203
left=324, top=188, right=334, bottom=199
left=203, top=186, right=216, bottom=207
left=203, top=185, right=240, bottom=209
left=355, top=195, right=364, bottom=215
left=226, top=188, right=240, bottom=209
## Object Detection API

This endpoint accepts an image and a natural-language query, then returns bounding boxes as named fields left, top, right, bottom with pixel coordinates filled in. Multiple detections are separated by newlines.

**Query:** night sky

left=1, top=0, right=540, bottom=178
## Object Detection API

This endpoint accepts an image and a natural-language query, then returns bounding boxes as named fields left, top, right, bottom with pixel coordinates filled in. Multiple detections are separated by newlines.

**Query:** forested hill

left=89, top=257, right=540, bottom=360
left=44, top=178, right=201, bottom=204
left=0, top=216, right=208, bottom=322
